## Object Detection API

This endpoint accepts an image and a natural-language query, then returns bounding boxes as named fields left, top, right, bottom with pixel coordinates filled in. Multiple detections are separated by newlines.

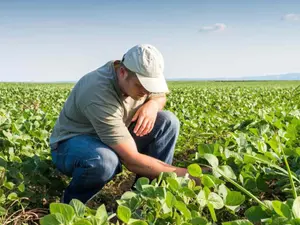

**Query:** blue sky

left=1, top=0, right=300, bottom=82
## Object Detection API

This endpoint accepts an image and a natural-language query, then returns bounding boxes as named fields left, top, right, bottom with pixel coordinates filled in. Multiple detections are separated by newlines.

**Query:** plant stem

left=215, top=167, right=269, bottom=210
left=243, top=153, right=300, bottom=184
left=281, top=148, right=297, bottom=199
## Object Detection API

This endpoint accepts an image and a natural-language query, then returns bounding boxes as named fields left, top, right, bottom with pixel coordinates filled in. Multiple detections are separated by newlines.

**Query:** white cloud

left=282, top=13, right=300, bottom=21
left=199, top=23, right=227, bottom=32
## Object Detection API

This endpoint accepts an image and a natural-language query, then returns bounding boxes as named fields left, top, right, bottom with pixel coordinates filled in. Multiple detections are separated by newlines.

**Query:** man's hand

left=131, top=100, right=159, bottom=136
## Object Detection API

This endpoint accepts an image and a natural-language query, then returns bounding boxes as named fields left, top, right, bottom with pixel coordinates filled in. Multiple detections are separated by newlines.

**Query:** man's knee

left=85, top=150, right=121, bottom=182
left=157, top=111, right=180, bottom=133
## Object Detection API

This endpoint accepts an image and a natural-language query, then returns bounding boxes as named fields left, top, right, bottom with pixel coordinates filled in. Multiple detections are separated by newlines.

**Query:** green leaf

left=141, top=185, right=156, bottom=198
left=175, top=200, right=192, bottom=219
left=155, top=186, right=166, bottom=199
left=190, top=217, right=208, bottom=225
left=7, top=192, right=18, bottom=200
left=162, top=203, right=172, bottom=214
left=17, top=183, right=25, bottom=192
left=121, top=191, right=137, bottom=200
left=166, top=191, right=176, bottom=208
left=245, top=206, right=269, bottom=222
left=188, top=164, right=202, bottom=178
left=145, top=212, right=155, bottom=223
left=40, top=214, right=61, bottom=225
left=244, top=178, right=257, bottom=190
left=267, top=135, right=280, bottom=154
left=272, top=200, right=292, bottom=219
left=235, top=133, right=247, bottom=148
left=293, top=197, right=300, bottom=218
left=208, top=202, right=217, bottom=222
left=256, top=174, right=268, bottom=192
left=180, top=187, right=196, bottom=198
left=0, top=206, right=6, bottom=216
left=117, top=205, right=131, bottom=223
left=222, top=220, right=254, bottom=225
left=243, top=153, right=300, bottom=183
left=290, top=219, right=300, bottom=225
left=197, top=190, right=207, bottom=208
left=218, top=184, right=228, bottom=200
left=134, top=177, right=149, bottom=192
left=167, top=177, right=179, bottom=191
left=95, top=204, right=108, bottom=223
left=73, top=219, right=93, bottom=225
left=2, top=130, right=12, bottom=140
left=50, top=203, right=75, bottom=223
left=40, top=213, right=68, bottom=225
left=87, top=217, right=102, bottom=225
left=70, top=199, right=85, bottom=217
left=271, top=217, right=289, bottom=225
left=208, top=192, right=224, bottom=209
left=218, top=165, right=237, bottom=180
left=129, top=220, right=148, bottom=225
left=198, top=144, right=215, bottom=155
left=4, top=181, right=15, bottom=190
left=11, top=155, right=22, bottom=163
left=128, top=196, right=141, bottom=210
left=201, top=174, right=215, bottom=188
left=225, top=191, right=245, bottom=206
left=203, top=154, right=219, bottom=168
left=0, top=192, right=5, bottom=204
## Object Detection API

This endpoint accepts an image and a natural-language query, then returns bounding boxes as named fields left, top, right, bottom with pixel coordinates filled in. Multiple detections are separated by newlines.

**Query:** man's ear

left=119, top=66, right=128, bottom=79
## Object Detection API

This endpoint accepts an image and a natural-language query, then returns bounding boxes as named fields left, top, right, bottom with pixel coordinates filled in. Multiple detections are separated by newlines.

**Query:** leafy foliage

left=0, top=81, right=299, bottom=224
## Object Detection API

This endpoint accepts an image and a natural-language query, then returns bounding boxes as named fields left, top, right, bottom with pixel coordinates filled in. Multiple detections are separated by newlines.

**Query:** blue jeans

left=51, top=111, right=180, bottom=204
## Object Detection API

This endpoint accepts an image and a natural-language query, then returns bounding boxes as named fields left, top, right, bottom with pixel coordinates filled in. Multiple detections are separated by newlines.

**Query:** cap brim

left=136, top=73, right=169, bottom=93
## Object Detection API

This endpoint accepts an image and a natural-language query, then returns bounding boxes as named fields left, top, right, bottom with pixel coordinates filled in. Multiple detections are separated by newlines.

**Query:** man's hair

left=120, top=61, right=137, bottom=80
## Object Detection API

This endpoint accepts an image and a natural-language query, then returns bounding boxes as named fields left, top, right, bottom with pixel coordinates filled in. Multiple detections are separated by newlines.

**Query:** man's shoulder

left=75, top=61, right=122, bottom=109
left=81, top=61, right=115, bottom=85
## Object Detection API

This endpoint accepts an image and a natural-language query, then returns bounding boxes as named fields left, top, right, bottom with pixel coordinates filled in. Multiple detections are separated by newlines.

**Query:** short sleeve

left=147, top=92, right=166, bottom=99
left=84, top=103, right=132, bottom=146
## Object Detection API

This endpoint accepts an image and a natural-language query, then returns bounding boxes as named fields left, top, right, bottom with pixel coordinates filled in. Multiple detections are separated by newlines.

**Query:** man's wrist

left=147, top=95, right=166, bottom=110
left=147, top=99, right=160, bottom=111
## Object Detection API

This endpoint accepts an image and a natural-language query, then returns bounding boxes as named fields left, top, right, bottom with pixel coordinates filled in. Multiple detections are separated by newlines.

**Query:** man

left=50, top=44, right=200, bottom=204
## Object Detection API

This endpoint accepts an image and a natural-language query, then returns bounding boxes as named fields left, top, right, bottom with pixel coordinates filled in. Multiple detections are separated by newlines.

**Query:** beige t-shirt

left=49, top=61, right=147, bottom=146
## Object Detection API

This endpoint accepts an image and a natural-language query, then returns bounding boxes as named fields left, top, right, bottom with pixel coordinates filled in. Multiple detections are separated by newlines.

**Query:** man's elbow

left=119, top=153, right=140, bottom=173
left=121, top=159, right=133, bottom=172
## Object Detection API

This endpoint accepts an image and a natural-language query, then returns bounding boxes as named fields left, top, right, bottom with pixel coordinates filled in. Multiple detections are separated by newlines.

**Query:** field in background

left=2, top=80, right=300, bottom=88
left=168, top=80, right=300, bottom=88
left=0, top=81, right=299, bottom=224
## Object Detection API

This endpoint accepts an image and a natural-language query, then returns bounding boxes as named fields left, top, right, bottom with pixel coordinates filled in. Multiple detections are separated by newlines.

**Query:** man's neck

left=114, top=61, right=128, bottom=97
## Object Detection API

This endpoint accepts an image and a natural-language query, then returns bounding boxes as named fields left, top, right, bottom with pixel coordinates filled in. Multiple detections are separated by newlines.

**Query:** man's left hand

left=131, top=100, right=159, bottom=137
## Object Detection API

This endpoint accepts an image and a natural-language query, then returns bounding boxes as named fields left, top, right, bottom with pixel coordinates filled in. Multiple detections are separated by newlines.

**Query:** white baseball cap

left=122, top=44, right=169, bottom=93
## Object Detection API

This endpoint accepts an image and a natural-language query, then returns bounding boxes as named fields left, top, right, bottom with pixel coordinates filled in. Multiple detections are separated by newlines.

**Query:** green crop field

left=0, top=81, right=300, bottom=224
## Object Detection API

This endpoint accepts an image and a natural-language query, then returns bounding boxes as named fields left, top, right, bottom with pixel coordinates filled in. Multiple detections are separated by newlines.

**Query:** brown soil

left=86, top=170, right=136, bottom=212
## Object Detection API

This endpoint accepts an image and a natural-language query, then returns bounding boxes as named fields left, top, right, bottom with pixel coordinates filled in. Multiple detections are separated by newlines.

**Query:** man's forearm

left=111, top=136, right=188, bottom=180
left=148, top=95, right=167, bottom=110
left=111, top=138, right=203, bottom=184
left=124, top=153, right=187, bottom=179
